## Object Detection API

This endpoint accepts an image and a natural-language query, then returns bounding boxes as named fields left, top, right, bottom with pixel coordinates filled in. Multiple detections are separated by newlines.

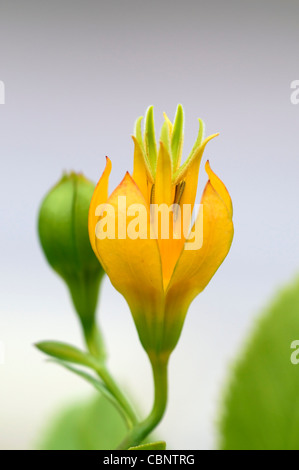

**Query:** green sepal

left=171, top=104, right=184, bottom=171
left=134, top=116, right=144, bottom=151
left=172, top=117, right=205, bottom=183
left=35, top=340, right=100, bottom=370
left=144, top=106, right=157, bottom=175
left=188, top=118, right=205, bottom=159
left=129, top=441, right=166, bottom=450
left=133, top=119, right=154, bottom=183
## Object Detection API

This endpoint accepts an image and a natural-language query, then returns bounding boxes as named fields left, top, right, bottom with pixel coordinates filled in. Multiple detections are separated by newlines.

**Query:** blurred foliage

left=37, top=394, right=127, bottom=450
left=219, top=277, right=299, bottom=450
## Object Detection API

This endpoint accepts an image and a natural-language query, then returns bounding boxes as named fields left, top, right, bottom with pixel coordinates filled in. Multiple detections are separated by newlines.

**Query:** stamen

left=150, top=183, right=155, bottom=205
left=173, top=180, right=186, bottom=221
left=176, top=181, right=186, bottom=206
left=173, top=183, right=179, bottom=204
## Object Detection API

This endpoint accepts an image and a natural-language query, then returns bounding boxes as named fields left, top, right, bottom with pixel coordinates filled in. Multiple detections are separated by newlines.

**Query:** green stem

left=84, top=321, right=138, bottom=428
left=117, top=354, right=169, bottom=449
left=83, top=320, right=106, bottom=361
left=96, top=362, right=138, bottom=428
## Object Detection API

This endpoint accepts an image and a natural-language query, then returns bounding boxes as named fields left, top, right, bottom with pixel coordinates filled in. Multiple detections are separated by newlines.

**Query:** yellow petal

left=132, top=136, right=149, bottom=201
left=94, top=172, right=164, bottom=351
left=163, top=112, right=173, bottom=138
left=164, top=165, right=234, bottom=349
left=205, top=160, right=233, bottom=216
left=159, top=120, right=171, bottom=154
left=151, top=142, right=184, bottom=289
left=88, top=157, right=112, bottom=255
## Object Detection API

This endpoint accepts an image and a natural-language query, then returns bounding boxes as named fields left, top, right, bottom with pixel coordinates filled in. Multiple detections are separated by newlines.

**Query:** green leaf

left=37, top=394, right=127, bottom=450
left=144, top=106, right=157, bottom=174
left=50, top=359, right=131, bottom=427
left=219, top=277, right=299, bottom=450
left=129, top=441, right=166, bottom=450
left=35, top=341, right=99, bottom=370
left=171, top=104, right=184, bottom=170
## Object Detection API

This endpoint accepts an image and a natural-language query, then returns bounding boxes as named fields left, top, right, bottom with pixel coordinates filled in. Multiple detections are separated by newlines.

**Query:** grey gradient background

left=1, top=0, right=299, bottom=449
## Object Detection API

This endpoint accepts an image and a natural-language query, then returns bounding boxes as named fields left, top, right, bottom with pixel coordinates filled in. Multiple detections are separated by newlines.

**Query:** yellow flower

left=89, top=105, right=234, bottom=360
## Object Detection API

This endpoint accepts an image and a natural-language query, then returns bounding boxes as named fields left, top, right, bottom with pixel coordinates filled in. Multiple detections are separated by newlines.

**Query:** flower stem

left=83, top=321, right=138, bottom=428
left=117, top=354, right=169, bottom=449
left=96, top=362, right=138, bottom=428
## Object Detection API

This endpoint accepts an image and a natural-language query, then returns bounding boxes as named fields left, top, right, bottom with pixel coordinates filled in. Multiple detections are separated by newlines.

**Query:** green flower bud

left=38, top=172, right=105, bottom=350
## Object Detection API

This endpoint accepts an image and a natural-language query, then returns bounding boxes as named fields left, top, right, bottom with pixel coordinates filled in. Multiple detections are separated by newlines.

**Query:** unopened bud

left=38, top=172, right=105, bottom=332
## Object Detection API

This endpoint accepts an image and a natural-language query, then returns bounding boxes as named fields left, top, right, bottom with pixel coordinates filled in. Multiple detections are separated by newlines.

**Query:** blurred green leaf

left=219, top=277, right=299, bottom=450
left=129, top=441, right=166, bottom=450
left=35, top=341, right=99, bottom=370
left=37, top=394, right=127, bottom=450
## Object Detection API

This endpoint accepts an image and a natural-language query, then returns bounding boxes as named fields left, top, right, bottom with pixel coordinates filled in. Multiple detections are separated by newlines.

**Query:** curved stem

left=117, top=354, right=169, bottom=449
left=83, top=321, right=138, bottom=428
left=96, top=362, right=138, bottom=428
